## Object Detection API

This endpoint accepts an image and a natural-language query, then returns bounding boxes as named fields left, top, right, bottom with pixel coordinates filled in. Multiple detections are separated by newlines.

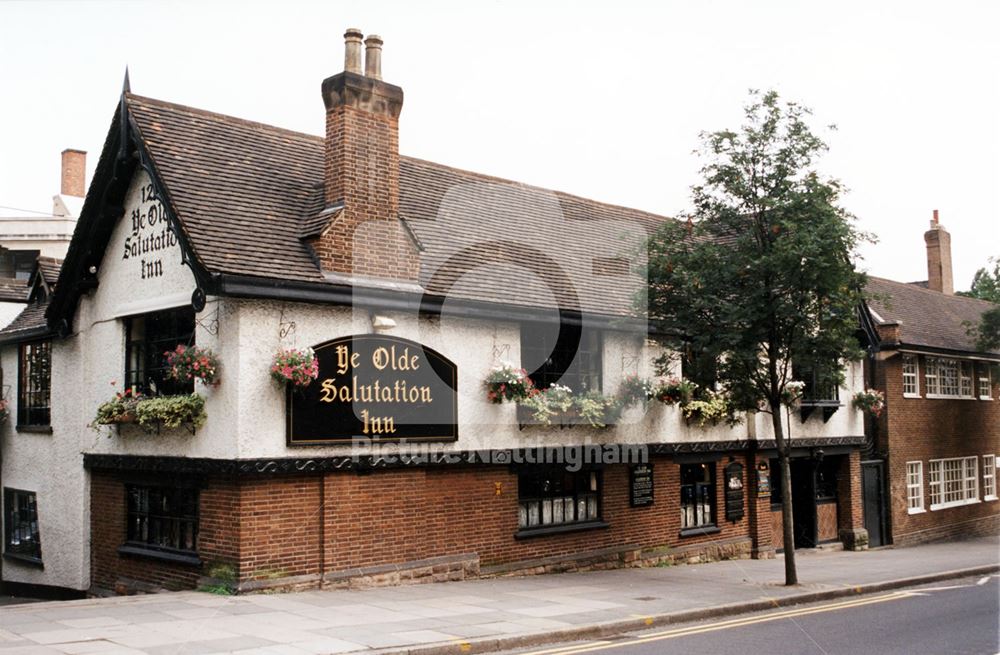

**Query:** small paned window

left=929, top=457, right=978, bottom=510
left=906, top=461, right=924, bottom=513
left=520, top=322, right=602, bottom=393
left=125, top=484, right=199, bottom=556
left=18, top=340, right=51, bottom=427
left=4, top=488, right=42, bottom=564
left=983, top=455, right=997, bottom=501
left=680, top=462, right=716, bottom=530
left=125, top=307, right=195, bottom=396
left=517, top=468, right=601, bottom=530
left=978, top=366, right=993, bottom=400
left=902, top=355, right=919, bottom=396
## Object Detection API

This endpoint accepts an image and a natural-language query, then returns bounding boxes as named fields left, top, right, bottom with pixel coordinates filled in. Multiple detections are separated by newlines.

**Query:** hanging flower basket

left=166, top=345, right=221, bottom=387
left=270, top=347, right=320, bottom=388
left=484, top=363, right=535, bottom=403
left=618, top=374, right=654, bottom=407
left=780, top=380, right=806, bottom=407
left=652, top=377, right=698, bottom=405
left=0, top=398, right=10, bottom=424
left=852, top=389, right=885, bottom=418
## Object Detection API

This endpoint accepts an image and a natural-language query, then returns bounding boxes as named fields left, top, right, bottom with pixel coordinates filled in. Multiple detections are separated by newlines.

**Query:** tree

left=958, top=257, right=1000, bottom=351
left=640, top=90, right=869, bottom=585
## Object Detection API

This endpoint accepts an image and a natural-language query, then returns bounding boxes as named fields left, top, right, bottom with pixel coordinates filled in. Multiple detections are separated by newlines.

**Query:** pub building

left=0, top=31, right=868, bottom=596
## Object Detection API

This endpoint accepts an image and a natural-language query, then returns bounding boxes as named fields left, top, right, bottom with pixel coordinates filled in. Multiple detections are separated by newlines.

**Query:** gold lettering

left=420, top=386, right=433, bottom=403
left=319, top=379, right=336, bottom=402
left=361, top=409, right=396, bottom=434
left=372, top=346, right=389, bottom=370
left=338, top=385, right=352, bottom=402
left=336, top=345, right=360, bottom=375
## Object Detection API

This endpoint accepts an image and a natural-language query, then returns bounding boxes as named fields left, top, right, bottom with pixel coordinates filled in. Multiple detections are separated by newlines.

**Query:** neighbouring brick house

left=0, top=30, right=868, bottom=596
left=859, top=213, right=1000, bottom=547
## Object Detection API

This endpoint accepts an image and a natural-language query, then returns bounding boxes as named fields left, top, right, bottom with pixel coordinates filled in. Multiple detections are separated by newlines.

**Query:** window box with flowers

left=92, top=384, right=206, bottom=435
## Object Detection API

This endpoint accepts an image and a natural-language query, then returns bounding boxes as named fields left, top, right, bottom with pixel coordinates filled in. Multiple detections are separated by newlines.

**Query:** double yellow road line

left=519, top=591, right=916, bottom=655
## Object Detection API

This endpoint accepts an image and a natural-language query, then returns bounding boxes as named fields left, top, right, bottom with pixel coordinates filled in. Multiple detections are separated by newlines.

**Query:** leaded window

left=125, top=484, right=199, bottom=555
left=18, top=340, right=51, bottom=427
left=517, top=468, right=600, bottom=530
left=4, top=488, right=41, bottom=564
left=125, top=307, right=195, bottom=396
left=680, top=462, right=715, bottom=530
left=520, top=322, right=602, bottom=392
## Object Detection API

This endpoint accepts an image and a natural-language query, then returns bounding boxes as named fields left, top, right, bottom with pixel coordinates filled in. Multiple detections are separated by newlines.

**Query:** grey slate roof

left=126, top=94, right=666, bottom=318
left=0, top=277, right=28, bottom=303
left=0, top=259, right=61, bottom=343
left=865, top=276, right=999, bottom=356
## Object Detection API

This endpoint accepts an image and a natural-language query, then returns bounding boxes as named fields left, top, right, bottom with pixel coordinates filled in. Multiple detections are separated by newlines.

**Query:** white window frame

left=984, top=455, right=997, bottom=501
left=902, top=354, right=920, bottom=397
left=978, top=365, right=993, bottom=400
left=925, top=358, right=975, bottom=399
left=928, top=457, right=980, bottom=510
left=906, top=461, right=924, bottom=513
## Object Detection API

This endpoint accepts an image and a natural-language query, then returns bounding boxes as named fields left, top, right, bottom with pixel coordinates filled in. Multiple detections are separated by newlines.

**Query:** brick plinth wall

left=90, top=474, right=239, bottom=592
left=875, top=353, right=1000, bottom=545
left=90, top=454, right=770, bottom=593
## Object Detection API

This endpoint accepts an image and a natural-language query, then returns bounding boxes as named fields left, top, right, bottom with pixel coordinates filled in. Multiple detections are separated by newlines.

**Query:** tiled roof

left=0, top=300, right=50, bottom=341
left=127, top=94, right=666, bottom=318
left=0, top=277, right=28, bottom=302
left=37, top=256, right=62, bottom=287
left=865, top=276, right=999, bottom=355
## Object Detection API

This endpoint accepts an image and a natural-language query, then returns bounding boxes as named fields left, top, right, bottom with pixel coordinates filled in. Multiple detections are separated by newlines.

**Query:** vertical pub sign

left=287, top=335, right=458, bottom=445
left=724, top=461, right=745, bottom=522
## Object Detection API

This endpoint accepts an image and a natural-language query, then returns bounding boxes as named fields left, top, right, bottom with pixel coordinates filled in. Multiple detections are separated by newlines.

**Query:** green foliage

left=641, top=90, right=870, bottom=416
left=198, top=583, right=235, bottom=596
left=134, top=394, right=207, bottom=430
left=573, top=391, right=623, bottom=429
left=958, top=257, right=1000, bottom=303
left=958, top=257, right=1000, bottom=352
left=679, top=390, right=737, bottom=427
left=91, top=388, right=144, bottom=429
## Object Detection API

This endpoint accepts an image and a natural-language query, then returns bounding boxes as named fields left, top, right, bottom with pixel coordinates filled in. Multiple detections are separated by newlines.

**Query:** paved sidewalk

left=0, top=537, right=996, bottom=655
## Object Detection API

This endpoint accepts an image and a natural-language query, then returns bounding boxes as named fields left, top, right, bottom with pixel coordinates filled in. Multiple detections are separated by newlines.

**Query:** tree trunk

left=771, top=402, right=798, bottom=585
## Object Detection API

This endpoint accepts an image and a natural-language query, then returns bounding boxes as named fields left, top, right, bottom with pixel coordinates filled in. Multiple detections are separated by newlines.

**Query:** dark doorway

left=862, top=461, right=886, bottom=547
left=791, top=459, right=817, bottom=548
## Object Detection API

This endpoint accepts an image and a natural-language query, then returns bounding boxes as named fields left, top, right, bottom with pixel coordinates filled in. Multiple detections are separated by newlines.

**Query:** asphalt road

left=505, top=576, right=1000, bottom=655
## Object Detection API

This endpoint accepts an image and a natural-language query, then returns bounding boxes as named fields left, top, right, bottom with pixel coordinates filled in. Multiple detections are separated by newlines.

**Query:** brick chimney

left=312, top=29, right=419, bottom=283
left=924, top=209, right=953, bottom=295
left=61, top=149, right=86, bottom=197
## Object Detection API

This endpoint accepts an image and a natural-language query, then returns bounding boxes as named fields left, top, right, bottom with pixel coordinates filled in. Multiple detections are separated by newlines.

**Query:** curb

left=372, top=564, right=999, bottom=655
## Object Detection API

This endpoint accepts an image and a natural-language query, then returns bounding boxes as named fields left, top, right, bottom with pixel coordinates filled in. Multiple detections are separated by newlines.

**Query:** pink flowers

left=165, top=344, right=221, bottom=387
left=271, top=348, right=319, bottom=388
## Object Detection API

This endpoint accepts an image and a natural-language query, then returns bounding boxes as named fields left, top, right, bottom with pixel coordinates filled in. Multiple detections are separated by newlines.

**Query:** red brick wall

left=90, top=473, right=239, bottom=592
left=313, top=104, right=419, bottom=281
left=92, top=455, right=764, bottom=590
left=817, top=502, right=838, bottom=542
left=876, top=353, right=1000, bottom=545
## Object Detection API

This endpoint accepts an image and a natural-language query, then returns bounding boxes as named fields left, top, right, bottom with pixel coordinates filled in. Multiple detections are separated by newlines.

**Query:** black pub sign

left=630, top=464, right=654, bottom=507
left=724, top=461, right=745, bottom=522
left=287, top=335, right=458, bottom=445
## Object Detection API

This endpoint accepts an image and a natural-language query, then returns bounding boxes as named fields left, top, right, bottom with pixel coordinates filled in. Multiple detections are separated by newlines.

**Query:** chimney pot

left=364, top=34, right=383, bottom=80
left=344, top=28, right=363, bottom=74
left=60, top=149, right=87, bottom=197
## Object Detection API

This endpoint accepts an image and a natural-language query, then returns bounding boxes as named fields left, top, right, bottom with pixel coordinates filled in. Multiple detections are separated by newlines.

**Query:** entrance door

left=862, top=461, right=886, bottom=547
left=791, top=459, right=817, bottom=548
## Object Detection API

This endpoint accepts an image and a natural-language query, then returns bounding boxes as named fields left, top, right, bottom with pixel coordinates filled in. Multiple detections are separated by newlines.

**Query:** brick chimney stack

left=924, top=209, right=954, bottom=295
left=61, top=149, right=87, bottom=197
left=313, top=28, right=419, bottom=283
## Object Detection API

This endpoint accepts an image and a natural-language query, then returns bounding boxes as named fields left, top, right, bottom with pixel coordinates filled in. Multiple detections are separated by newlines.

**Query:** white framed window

left=979, top=366, right=993, bottom=400
left=906, top=461, right=924, bottom=513
left=959, top=362, right=974, bottom=398
left=929, top=457, right=979, bottom=510
left=902, top=355, right=919, bottom=396
left=925, top=358, right=975, bottom=398
left=984, top=455, right=997, bottom=501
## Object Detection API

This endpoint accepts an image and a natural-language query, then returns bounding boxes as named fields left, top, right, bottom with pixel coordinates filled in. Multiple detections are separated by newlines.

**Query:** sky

left=1, top=0, right=997, bottom=289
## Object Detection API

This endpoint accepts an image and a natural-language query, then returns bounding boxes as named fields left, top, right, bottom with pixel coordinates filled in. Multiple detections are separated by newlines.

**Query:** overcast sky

left=1, top=0, right=997, bottom=289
